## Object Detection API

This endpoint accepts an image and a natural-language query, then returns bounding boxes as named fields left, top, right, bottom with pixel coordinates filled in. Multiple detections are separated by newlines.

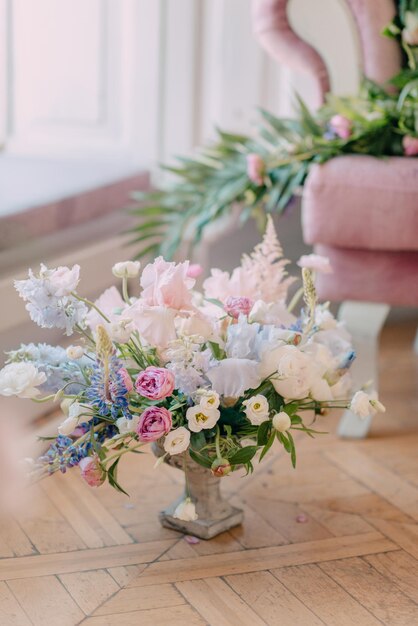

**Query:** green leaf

left=259, top=431, right=276, bottom=462
left=287, top=431, right=297, bottom=468
left=107, top=459, right=130, bottom=496
left=229, top=446, right=258, bottom=465
left=188, top=449, right=212, bottom=469
left=190, top=431, right=206, bottom=452
left=257, top=420, right=271, bottom=446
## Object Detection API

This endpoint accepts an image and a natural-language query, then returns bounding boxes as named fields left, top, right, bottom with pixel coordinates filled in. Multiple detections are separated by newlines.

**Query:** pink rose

left=297, top=254, right=332, bottom=274
left=225, top=296, right=254, bottom=319
left=79, top=456, right=105, bottom=487
left=403, top=135, right=418, bottom=156
left=119, top=367, right=133, bottom=393
left=246, top=153, right=265, bottom=186
left=140, top=257, right=195, bottom=310
left=187, top=264, right=203, bottom=279
left=135, top=366, right=175, bottom=400
left=329, top=115, right=352, bottom=140
left=136, top=406, right=172, bottom=442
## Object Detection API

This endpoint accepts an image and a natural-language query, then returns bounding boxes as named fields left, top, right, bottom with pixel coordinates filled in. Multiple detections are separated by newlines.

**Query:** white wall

left=0, top=0, right=360, bottom=168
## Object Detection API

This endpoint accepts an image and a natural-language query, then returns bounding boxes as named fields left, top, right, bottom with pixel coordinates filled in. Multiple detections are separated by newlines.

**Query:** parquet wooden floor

left=1, top=320, right=417, bottom=626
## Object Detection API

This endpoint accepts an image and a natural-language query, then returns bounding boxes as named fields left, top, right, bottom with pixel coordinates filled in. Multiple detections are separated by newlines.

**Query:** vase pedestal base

left=159, top=498, right=244, bottom=540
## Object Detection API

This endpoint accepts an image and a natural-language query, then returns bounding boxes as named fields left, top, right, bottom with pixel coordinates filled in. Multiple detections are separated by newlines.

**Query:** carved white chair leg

left=337, top=301, right=390, bottom=439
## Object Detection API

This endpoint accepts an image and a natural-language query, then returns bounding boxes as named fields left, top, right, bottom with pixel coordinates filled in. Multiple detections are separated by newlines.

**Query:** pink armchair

left=253, top=0, right=418, bottom=437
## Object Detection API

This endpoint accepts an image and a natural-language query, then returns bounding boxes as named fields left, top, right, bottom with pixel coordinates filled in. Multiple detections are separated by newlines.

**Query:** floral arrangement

left=0, top=220, right=385, bottom=520
left=130, top=1, right=418, bottom=260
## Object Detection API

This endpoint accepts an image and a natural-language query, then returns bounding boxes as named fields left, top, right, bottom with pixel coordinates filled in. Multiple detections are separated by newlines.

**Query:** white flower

left=58, top=414, right=78, bottom=436
left=330, top=372, right=352, bottom=400
left=249, top=300, right=296, bottom=326
left=260, top=345, right=313, bottom=400
left=207, top=358, right=262, bottom=398
left=242, top=395, right=270, bottom=425
left=350, top=391, right=386, bottom=419
left=272, top=412, right=291, bottom=432
left=112, top=261, right=141, bottom=279
left=173, top=497, right=198, bottom=521
left=198, top=390, right=220, bottom=411
left=0, top=362, right=46, bottom=398
left=163, top=427, right=191, bottom=454
left=314, top=305, right=337, bottom=330
left=66, top=345, right=84, bottom=360
left=186, top=405, right=220, bottom=432
left=403, top=11, right=418, bottom=46
left=116, top=415, right=140, bottom=434
left=108, top=319, right=135, bottom=344
left=297, top=254, right=332, bottom=274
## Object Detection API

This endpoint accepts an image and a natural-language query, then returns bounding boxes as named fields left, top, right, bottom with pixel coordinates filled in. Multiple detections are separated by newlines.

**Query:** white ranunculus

left=186, top=405, right=220, bottom=432
left=350, top=390, right=385, bottom=419
left=260, top=345, right=313, bottom=400
left=163, top=427, right=191, bottom=455
left=0, top=362, right=46, bottom=398
left=272, top=411, right=291, bottom=433
left=58, top=414, right=79, bottom=436
left=207, top=358, right=262, bottom=398
left=112, top=261, right=141, bottom=279
left=198, top=390, right=220, bottom=411
left=242, top=394, right=270, bottom=425
left=173, top=497, right=198, bottom=521
left=66, top=345, right=84, bottom=360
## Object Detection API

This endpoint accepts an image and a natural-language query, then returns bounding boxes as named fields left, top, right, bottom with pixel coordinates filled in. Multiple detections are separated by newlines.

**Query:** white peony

left=0, top=362, right=46, bottom=398
left=272, top=412, right=291, bottom=432
left=173, top=497, right=198, bottom=521
left=242, top=395, right=270, bottom=425
left=186, top=405, right=220, bottom=432
left=163, top=427, right=191, bottom=455
left=350, top=391, right=385, bottom=419
left=260, top=345, right=313, bottom=400
left=112, top=261, right=141, bottom=279
left=207, top=358, right=262, bottom=398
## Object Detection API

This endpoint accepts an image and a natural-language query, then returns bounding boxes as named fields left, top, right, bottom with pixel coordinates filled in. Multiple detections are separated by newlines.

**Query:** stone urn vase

left=152, top=441, right=243, bottom=539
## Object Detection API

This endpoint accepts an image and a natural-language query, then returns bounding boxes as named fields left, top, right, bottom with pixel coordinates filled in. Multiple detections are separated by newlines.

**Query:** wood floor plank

left=107, top=565, right=147, bottom=587
left=303, top=504, right=373, bottom=537
left=128, top=532, right=397, bottom=587
left=83, top=604, right=206, bottom=625
left=367, top=517, right=418, bottom=560
left=0, top=539, right=175, bottom=581
left=226, top=570, right=323, bottom=626
left=40, top=477, right=105, bottom=549
left=64, top=471, right=133, bottom=546
left=273, top=563, right=382, bottom=626
left=0, top=519, right=36, bottom=557
left=93, top=583, right=185, bottom=616
left=0, top=581, right=31, bottom=626
left=325, top=448, right=418, bottom=521
left=8, top=575, right=85, bottom=626
left=229, top=500, right=288, bottom=548
left=365, top=551, right=418, bottom=604
left=59, top=569, right=120, bottom=615
left=321, top=557, right=418, bottom=626
left=176, top=577, right=266, bottom=626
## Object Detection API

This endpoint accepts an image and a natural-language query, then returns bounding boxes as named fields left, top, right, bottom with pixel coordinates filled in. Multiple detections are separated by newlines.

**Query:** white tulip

left=272, top=412, right=291, bottom=433
left=58, top=414, right=79, bottom=436
left=242, top=395, right=270, bottom=425
left=186, top=405, right=220, bottom=433
left=66, top=345, right=84, bottom=360
left=163, top=427, right=191, bottom=455
left=112, top=261, right=141, bottom=279
left=0, top=362, right=46, bottom=398
left=173, top=497, right=198, bottom=521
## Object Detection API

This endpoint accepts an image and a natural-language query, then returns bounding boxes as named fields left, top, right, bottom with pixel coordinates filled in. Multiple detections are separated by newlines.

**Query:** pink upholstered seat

left=253, top=0, right=418, bottom=306
left=303, top=156, right=418, bottom=252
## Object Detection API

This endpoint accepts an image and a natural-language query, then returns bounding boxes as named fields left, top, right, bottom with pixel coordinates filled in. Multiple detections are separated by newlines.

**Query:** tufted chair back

left=252, top=0, right=402, bottom=108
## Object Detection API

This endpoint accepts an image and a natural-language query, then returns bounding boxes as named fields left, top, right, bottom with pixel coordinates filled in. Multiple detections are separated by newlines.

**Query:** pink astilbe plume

left=241, top=215, right=295, bottom=303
